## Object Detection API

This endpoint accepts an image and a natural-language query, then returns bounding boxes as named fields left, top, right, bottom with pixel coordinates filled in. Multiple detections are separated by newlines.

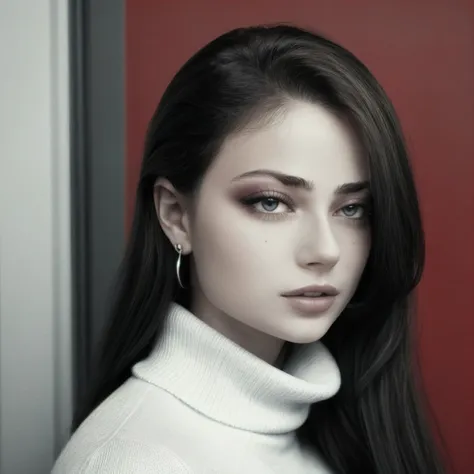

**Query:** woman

left=53, top=24, right=446, bottom=473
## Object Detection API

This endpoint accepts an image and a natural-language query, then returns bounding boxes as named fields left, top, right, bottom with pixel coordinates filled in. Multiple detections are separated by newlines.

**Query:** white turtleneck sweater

left=52, top=303, right=341, bottom=473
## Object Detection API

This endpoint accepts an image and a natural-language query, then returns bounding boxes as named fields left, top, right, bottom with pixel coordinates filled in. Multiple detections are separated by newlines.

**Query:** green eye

left=340, top=204, right=365, bottom=219
left=260, top=198, right=280, bottom=212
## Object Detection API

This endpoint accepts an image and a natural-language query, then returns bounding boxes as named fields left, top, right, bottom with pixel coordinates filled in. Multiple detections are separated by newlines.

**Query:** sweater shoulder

left=51, top=378, right=198, bottom=473
left=52, top=437, right=196, bottom=474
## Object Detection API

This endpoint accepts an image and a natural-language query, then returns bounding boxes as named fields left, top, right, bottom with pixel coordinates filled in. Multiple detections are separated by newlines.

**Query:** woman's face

left=179, top=101, right=370, bottom=362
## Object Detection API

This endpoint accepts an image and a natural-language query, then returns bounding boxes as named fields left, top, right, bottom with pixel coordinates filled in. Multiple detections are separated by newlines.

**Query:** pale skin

left=155, top=100, right=371, bottom=365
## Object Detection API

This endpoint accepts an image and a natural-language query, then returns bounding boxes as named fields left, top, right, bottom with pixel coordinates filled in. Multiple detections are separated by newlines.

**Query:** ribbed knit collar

left=132, top=303, right=341, bottom=435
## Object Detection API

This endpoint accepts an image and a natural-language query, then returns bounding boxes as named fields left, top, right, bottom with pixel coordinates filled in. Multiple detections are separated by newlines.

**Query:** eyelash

left=240, top=190, right=370, bottom=222
left=240, top=191, right=295, bottom=221
left=337, top=203, right=368, bottom=220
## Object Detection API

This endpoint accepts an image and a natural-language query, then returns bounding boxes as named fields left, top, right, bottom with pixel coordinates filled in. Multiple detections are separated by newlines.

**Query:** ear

left=153, top=178, right=192, bottom=254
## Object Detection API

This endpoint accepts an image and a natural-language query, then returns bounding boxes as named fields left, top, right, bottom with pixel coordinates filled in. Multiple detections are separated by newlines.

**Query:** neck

left=133, top=303, right=341, bottom=434
left=191, top=290, right=285, bottom=365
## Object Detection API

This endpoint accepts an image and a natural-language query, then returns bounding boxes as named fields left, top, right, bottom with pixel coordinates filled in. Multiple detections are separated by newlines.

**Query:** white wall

left=0, top=1, right=72, bottom=473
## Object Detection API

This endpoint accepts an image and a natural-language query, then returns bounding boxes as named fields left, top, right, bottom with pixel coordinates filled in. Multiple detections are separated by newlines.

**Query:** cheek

left=192, top=192, right=286, bottom=266
left=191, top=201, right=262, bottom=289
left=341, top=230, right=371, bottom=279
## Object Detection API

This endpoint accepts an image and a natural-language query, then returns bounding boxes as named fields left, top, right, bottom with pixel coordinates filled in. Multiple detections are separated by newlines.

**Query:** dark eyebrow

left=232, top=169, right=314, bottom=190
left=335, top=181, right=370, bottom=195
left=232, top=169, right=370, bottom=195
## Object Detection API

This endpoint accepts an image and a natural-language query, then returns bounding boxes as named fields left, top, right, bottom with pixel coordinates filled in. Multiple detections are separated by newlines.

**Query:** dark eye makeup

left=233, top=183, right=372, bottom=223
left=238, top=190, right=295, bottom=221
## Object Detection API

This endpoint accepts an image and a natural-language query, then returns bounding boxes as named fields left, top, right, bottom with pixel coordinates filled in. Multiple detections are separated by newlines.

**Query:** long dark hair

left=75, top=24, right=446, bottom=473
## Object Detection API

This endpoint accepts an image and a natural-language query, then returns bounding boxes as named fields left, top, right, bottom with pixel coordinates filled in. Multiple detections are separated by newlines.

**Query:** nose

left=296, top=215, right=340, bottom=269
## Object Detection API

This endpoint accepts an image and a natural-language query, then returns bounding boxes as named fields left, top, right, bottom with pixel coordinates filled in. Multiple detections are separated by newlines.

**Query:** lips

left=281, top=285, right=338, bottom=315
left=281, top=285, right=339, bottom=298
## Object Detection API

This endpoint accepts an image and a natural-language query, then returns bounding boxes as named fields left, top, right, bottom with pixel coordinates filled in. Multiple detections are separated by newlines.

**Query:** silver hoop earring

left=174, top=243, right=186, bottom=289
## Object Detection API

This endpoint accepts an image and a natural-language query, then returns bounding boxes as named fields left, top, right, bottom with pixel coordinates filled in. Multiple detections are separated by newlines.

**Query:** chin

left=279, top=320, right=335, bottom=344
left=285, top=332, right=328, bottom=344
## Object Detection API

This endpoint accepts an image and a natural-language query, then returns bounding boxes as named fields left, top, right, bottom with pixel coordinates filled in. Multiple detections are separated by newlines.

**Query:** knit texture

left=52, top=303, right=341, bottom=473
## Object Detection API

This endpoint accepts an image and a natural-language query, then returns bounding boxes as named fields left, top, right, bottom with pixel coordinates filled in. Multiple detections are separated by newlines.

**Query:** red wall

left=126, top=2, right=474, bottom=472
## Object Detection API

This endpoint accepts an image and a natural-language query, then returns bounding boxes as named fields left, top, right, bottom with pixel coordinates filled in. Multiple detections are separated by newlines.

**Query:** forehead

left=206, top=101, right=367, bottom=187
